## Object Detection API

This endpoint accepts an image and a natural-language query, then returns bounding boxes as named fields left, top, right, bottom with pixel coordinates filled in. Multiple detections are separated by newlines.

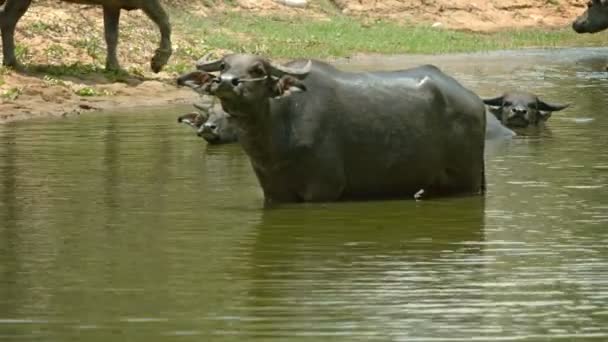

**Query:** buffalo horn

left=268, top=60, right=312, bottom=79
left=196, top=53, right=223, bottom=71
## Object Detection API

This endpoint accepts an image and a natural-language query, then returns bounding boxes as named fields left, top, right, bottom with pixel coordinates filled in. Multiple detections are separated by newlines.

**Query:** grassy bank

left=1, top=3, right=606, bottom=99
left=168, top=9, right=606, bottom=62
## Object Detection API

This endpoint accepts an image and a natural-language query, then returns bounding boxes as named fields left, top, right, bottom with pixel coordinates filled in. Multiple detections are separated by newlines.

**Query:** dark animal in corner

left=177, top=54, right=487, bottom=204
left=573, top=0, right=608, bottom=69
left=483, top=92, right=569, bottom=128
left=177, top=101, right=239, bottom=145
left=573, top=0, right=608, bottom=34
left=0, top=0, right=171, bottom=72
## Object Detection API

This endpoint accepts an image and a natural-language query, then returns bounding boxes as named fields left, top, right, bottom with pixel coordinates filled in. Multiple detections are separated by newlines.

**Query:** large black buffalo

left=178, top=54, right=486, bottom=204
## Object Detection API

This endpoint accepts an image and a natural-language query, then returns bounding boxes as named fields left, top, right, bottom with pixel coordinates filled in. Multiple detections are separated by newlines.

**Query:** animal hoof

left=151, top=48, right=172, bottom=73
left=105, top=62, right=121, bottom=73
left=4, top=62, right=27, bottom=73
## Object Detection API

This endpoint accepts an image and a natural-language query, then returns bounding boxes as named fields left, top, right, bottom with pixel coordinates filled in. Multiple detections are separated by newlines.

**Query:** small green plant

left=73, top=86, right=115, bottom=97
left=46, top=44, right=67, bottom=59
left=75, top=87, right=98, bottom=97
left=1, top=87, right=23, bottom=101
left=127, top=66, right=145, bottom=78
left=42, top=75, right=67, bottom=87
left=14, top=44, right=31, bottom=62
left=27, top=21, right=61, bottom=34
left=71, top=37, right=103, bottom=61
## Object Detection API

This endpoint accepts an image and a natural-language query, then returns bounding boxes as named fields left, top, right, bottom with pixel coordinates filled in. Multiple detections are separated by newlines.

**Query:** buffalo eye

left=249, top=63, right=266, bottom=77
left=219, top=62, right=226, bottom=71
left=503, top=101, right=512, bottom=107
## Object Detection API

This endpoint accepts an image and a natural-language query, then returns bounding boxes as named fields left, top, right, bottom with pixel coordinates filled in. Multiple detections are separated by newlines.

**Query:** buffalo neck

left=220, top=97, right=277, bottom=165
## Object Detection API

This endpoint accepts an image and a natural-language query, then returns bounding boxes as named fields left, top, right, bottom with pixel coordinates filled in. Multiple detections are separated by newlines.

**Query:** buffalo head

left=483, top=92, right=569, bottom=128
left=573, top=0, right=608, bottom=33
left=177, top=102, right=238, bottom=144
left=178, top=54, right=310, bottom=108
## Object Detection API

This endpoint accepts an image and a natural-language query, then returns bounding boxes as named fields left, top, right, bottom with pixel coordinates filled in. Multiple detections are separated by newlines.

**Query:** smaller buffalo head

left=177, top=54, right=310, bottom=109
left=483, top=92, right=569, bottom=128
left=573, top=0, right=608, bottom=33
left=177, top=102, right=238, bottom=144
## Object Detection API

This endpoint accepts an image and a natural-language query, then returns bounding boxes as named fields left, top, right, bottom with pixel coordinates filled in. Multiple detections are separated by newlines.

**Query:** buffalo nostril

left=231, top=78, right=240, bottom=86
left=209, top=124, right=217, bottom=130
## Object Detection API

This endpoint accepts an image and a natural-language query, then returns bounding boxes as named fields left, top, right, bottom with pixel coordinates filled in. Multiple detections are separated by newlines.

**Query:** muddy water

left=1, top=48, right=607, bottom=341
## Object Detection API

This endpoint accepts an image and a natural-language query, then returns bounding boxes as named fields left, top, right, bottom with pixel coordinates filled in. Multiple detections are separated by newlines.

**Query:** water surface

left=1, top=48, right=607, bottom=341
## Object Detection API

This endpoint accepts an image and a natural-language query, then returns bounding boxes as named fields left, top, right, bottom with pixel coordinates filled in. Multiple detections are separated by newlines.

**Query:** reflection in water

left=0, top=48, right=608, bottom=340
left=238, top=199, right=485, bottom=340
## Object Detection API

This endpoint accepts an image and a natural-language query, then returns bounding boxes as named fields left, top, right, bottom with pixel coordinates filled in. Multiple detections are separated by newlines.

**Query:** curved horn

left=196, top=53, right=223, bottom=72
left=482, top=95, right=504, bottom=107
left=268, top=60, right=312, bottom=79
left=536, top=101, right=569, bottom=112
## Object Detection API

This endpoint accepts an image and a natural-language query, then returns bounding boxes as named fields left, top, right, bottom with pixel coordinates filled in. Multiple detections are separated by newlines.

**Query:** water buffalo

left=483, top=92, right=568, bottom=128
left=180, top=99, right=511, bottom=145
left=0, top=0, right=171, bottom=72
left=177, top=54, right=486, bottom=204
left=177, top=101, right=239, bottom=145
left=573, top=0, right=608, bottom=34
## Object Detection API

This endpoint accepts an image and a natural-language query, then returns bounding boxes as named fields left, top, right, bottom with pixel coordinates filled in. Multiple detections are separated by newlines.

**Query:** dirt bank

left=331, top=0, right=586, bottom=32
left=0, top=0, right=590, bottom=123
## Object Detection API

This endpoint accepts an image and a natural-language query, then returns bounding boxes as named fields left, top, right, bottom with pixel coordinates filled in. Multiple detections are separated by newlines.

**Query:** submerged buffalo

left=181, top=98, right=512, bottom=144
left=177, top=101, right=239, bottom=144
left=483, top=92, right=569, bottom=128
left=178, top=54, right=486, bottom=204
left=0, top=0, right=171, bottom=72
left=573, top=0, right=608, bottom=34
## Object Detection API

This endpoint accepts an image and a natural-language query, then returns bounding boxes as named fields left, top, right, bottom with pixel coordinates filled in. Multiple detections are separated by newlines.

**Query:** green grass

left=7, top=6, right=606, bottom=80
left=70, top=37, right=104, bottom=62
left=169, top=10, right=607, bottom=59
left=29, top=62, right=135, bottom=83
left=1, top=87, right=23, bottom=101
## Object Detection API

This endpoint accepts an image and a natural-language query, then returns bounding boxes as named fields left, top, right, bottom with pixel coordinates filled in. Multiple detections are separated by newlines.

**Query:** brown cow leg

left=102, top=5, right=121, bottom=71
left=141, top=0, right=172, bottom=73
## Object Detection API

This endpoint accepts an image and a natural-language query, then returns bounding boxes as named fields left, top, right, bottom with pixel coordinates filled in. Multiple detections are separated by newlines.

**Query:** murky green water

left=1, top=48, right=607, bottom=341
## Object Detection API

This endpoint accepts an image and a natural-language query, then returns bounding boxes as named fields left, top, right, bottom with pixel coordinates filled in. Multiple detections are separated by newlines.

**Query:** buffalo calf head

left=483, top=92, right=569, bottom=128
left=177, top=103, right=238, bottom=144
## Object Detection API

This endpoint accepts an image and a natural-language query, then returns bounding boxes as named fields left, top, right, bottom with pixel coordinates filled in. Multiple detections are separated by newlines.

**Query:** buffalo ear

left=483, top=95, right=504, bottom=107
left=176, top=71, right=217, bottom=95
left=273, top=75, right=307, bottom=98
left=178, top=112, right=205, bottom=129
left=536, top=100, right=569, bottom=112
